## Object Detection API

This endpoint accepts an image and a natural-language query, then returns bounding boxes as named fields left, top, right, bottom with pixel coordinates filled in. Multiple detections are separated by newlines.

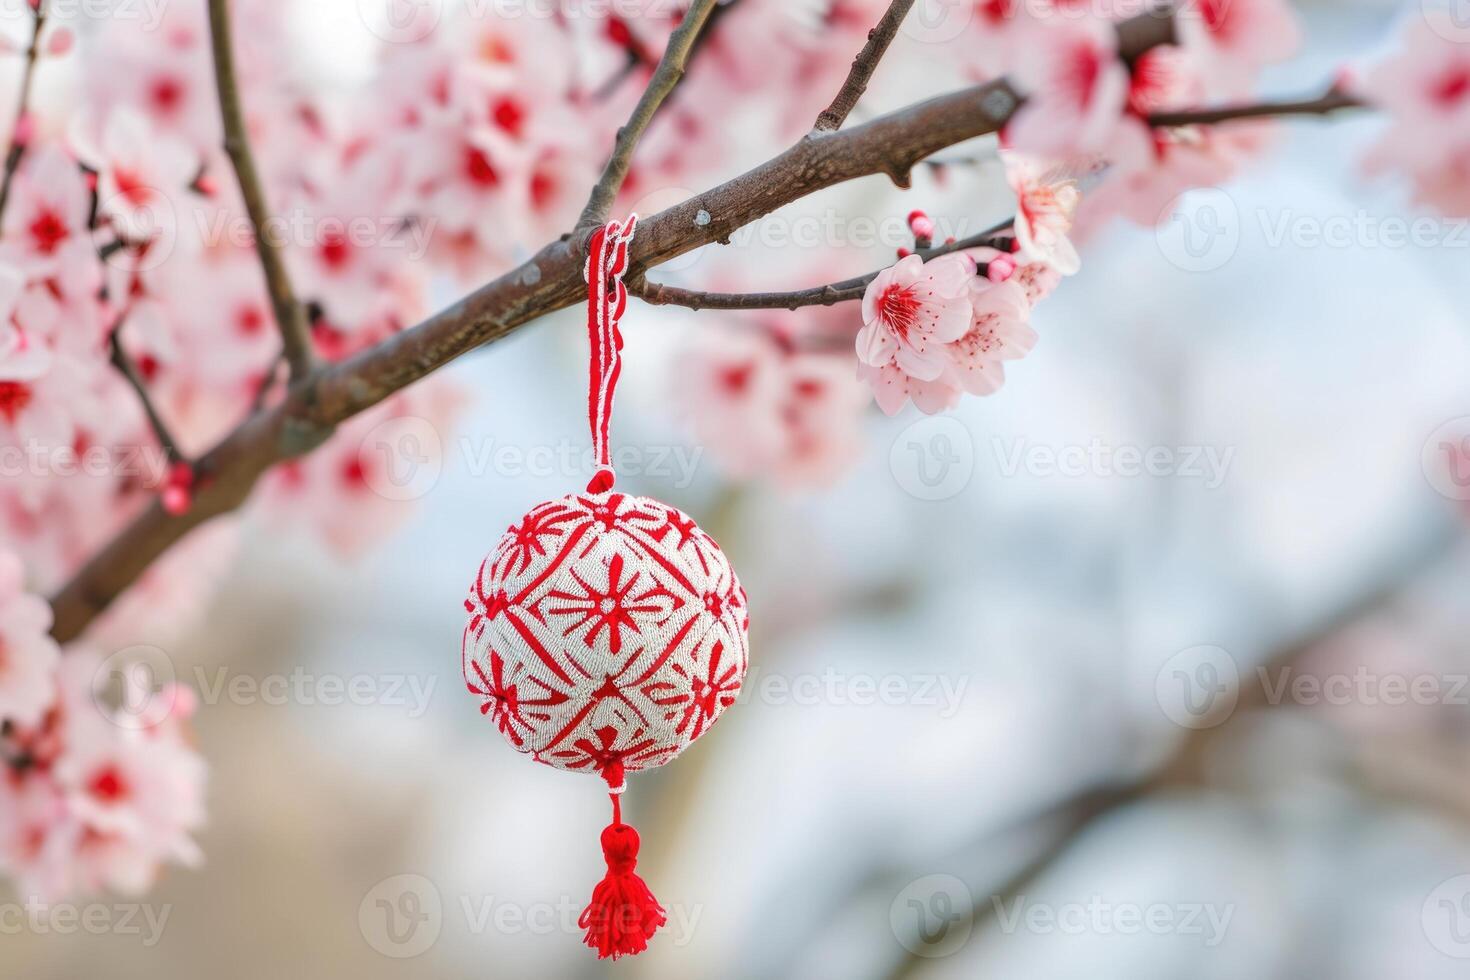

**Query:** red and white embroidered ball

left=462, top=490, right=749, bottom=788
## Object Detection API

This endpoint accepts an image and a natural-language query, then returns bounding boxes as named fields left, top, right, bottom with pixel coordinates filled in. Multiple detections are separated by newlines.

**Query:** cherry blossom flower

left=284, top=156, right=411, bottom=330
left=1005, top=154, right=1083, bottom=276
left=257, top=382, right=465, bottom=556
left=946, top=278, right=1036, bottom=397
left=0, top=550, right=60, bottom=729
left=673, top=328, right=785, bottom=479
left=856, top=360, right=963, bottom=417
left=53, top=719, right=206, bottom=876
left=0, top=649, right=206, bottom=900
left=80, top=1, right=220, bottom=152
left=81, top=108, right=199, bottom=246
left=675, top=326, right=867, bottom=487
left=1176, top=0, right=1302, bottom=97
left=1007, top=16, right=1131, bottom=158
left=0, top=145, right=92, bottom=278
left=1358, top=12, right=1470, bottom=217
left=856, top=254, right=974, bottom=381
left=855, top=246, right=1044, bottom=415
left=1073, top=119, right=1271, bottom=233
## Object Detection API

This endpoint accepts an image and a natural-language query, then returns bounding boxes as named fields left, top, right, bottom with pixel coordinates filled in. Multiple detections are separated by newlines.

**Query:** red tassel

left=579, top=792, right=666, bottom=959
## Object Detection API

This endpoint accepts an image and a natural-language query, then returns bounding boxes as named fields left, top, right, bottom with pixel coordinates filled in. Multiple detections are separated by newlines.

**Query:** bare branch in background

left=885, top=525, right=1464, bottom=976
left=574, top=0, right=721, bottom=234
left=1147, top=86, right=1366, bottom=128
left=632, top=221, right=1014, bottom=311
left=109, top=316, right=186, bottom=464
left=206, top=0, right=314, bottom=378
left=812, top=0, right=916, bottom=132
left=48, top=3, right=1368, bottom=643
left=0, top=0, right=49, bottom=223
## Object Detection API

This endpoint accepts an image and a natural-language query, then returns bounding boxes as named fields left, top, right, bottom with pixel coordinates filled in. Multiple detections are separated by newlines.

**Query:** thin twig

left=1148, top=87, right=1365, bottom=129
left=812, top=0, right=915, bottom=132
left=575, top=0, right=721, bottom=233
left=0, top=0, right=48, bottom=224
left=632, top=222, right=1014, bottom=311
left=206, top=0, right=313, bottom=378
left=886, top=525, right=1462, bottom=979
left=109, top=315, right=186, bottom=464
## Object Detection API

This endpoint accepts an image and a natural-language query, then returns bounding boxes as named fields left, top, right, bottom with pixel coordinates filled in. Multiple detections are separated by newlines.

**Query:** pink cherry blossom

left=1007, top=16, right=1130, bottom=158
left=53, top=718, right=206, bottom=879
left=856, top=360, right=962, bottom=417
left=0, top=648, right=206, bottom=899
left=675, top=326, right=867, bottom=487
left=674, top=328, right=786, bottom=479
left=257, top=381, right=465, bottom=556
left=0, top=145, right=92, bottom=277
left=1358, top=12, right=1470, bottom=217
left=0, top=550, right=60, bottom=729
left=80, top=1, right=220, bottom=152
left=856, top=254, right=974, bottom=381
left=1176, top=0, right=1302, bottom=97
left=1073, top=118, right=1271, bottom=233
left=82, top=108, right=199, bottom=246
left=1005, top=154, right=1083, bottom=275
left=946, top=279, right=1036, bottom=397
left=284, top=155, right=412, bottom=330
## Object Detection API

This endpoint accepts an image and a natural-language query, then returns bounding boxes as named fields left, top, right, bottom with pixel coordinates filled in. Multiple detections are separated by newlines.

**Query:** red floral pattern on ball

left=463, top=491, right=749, bottom=784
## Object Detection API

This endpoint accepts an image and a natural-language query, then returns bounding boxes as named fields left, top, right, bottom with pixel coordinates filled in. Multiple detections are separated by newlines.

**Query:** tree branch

left=45, top=4, right=1297, bottom=644
left=1147, top=86, right=1365, bottom=129
left=812, top=0, right=915, bottom=132
left=886, top=524, right=1462, bottom=978
left=574, top=0, right=721, bottom=233
left=206, top=0, right=313, bottom=378
left=0, top=0, right=48, bottom=224
left=109, top=315, right=186, bottom=464
left=46, top=74, right=1039, bottom=642
left=631, top=222, right=1014, bottom=311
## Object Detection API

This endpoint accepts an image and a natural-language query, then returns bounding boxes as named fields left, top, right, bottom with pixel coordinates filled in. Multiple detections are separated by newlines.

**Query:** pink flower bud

left=162, top=485, right=192, bottom=515
left=13, top=112, right=34, bottom=148
left=986, top=256, right=1017, bottom=282
left=46, top=26, right=73, bottom=56
left=161, top=461, right=194, bottom=515
left=907, top=210, right=934, bottom=240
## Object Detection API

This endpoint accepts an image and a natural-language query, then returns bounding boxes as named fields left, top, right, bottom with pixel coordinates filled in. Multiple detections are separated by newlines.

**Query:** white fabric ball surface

left=462, top=491, right=749, bottom=785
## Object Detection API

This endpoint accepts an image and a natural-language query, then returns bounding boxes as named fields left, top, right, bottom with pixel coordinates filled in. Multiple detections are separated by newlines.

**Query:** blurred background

left=7, top=0, right=1470, bottom=977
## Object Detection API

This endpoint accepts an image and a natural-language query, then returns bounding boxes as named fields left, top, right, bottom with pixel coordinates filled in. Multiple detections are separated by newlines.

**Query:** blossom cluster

left=0, top=551, right=205, bottom=899
left=848, top=0, right=1469, bottom=416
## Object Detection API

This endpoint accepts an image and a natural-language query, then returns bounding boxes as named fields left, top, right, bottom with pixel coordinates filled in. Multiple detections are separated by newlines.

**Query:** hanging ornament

left=461, top=215, right=750, bottom=960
